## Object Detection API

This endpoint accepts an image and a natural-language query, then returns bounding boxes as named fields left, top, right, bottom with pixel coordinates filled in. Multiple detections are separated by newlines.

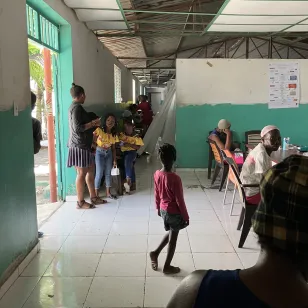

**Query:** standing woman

left=93, top=113, right=119, bottom=199
left=67, top=83, right=106, bottom=209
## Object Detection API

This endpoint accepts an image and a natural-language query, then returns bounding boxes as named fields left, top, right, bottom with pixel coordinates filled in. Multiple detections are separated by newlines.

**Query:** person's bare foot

left=149, top=251, right=158, bottom=271
left=163, top=265, right=180, bottom=275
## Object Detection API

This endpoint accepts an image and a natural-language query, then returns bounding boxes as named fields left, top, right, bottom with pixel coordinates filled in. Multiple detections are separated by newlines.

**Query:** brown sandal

left=91, top=196, right=107, bottom=205
left=76, top=200, right=96, bottom=209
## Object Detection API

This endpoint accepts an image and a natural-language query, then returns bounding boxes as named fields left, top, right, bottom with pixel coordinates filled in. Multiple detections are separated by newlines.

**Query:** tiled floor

left=0, top=158, right=260, bottom=308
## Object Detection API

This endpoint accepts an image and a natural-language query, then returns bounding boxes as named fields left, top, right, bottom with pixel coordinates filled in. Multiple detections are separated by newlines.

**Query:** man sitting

left=240, top=125, right=281, bottom=205
left=209, top=119, right=233, bottom=150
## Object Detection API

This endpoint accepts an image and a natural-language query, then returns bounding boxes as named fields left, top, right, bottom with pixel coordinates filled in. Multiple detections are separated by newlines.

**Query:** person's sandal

left=108, top=194, right=118, bottom=200
left=91, top=196, right=107, bottom=205
left=76, top=200, right=96, bottom=209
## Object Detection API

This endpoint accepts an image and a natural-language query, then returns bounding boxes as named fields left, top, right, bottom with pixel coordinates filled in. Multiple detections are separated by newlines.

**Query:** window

left=132, top=79, right=136, bottom=103
left=114, top=65, right=121, bottom=104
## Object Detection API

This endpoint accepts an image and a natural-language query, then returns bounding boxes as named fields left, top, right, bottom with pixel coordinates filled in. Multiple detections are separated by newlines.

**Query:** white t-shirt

left=240, top=143, right=272, bottom=197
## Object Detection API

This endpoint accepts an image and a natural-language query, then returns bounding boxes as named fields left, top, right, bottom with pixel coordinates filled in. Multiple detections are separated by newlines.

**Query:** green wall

left=176, top=103, right=308, bottom=168
left=0, top=108, right=38, bottom=283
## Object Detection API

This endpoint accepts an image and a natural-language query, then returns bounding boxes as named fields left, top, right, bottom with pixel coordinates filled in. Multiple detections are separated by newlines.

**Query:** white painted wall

left=0, top=0, right=30, bottom=111
left=146, top=87, right=165, bottom=114
left=177, top=59, right=308, bottom=106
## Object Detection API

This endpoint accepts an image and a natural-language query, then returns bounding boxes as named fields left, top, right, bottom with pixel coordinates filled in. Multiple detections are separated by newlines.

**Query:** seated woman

left=240, top=125, right=281, bottom=205
left=208, top=119, right=232, bottom=150
left=167, top=155, right=308, bottom=308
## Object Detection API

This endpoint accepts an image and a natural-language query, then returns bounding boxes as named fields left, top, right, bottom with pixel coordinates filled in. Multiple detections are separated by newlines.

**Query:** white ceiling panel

left=209, top=24, right=285, bottom=32
left=223, top=1, right=308, bottom=15
left=76, top=9, right=123, bottom=21
left=64, top=0, right=119, bottom=9
left=86, top=21, right=127, bottom=30
left=287, top=25, right=308, bottom=32
left=215, top=15, right=306, bottom=25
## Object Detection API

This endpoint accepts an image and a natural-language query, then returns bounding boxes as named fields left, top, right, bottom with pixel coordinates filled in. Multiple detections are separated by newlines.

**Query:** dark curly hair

left=159, top=143, right=176, bottom=171
left=103, top=113, right=117, bottom=137
left=70, top=83, right=85, bottom=98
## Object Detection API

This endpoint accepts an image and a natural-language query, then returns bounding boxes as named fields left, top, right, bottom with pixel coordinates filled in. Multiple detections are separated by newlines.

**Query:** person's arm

left=209, top=135, right=225, bottom=150
left=224, top=129, right=232, bottom=150
left=72, top=105, right=99, bottom=133
left=33, top=120, right=42, bottom=154
left=154, top=175, right=161, bottom=216
left=255, top=152, right=271, bottom=174
left=167, top=270, right=207, bottom=308
left=174, top=176, right=189, bottom=222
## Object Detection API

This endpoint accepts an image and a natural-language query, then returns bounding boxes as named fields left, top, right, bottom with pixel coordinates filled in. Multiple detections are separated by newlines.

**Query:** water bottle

left=283, top=137, right=290, bottom=151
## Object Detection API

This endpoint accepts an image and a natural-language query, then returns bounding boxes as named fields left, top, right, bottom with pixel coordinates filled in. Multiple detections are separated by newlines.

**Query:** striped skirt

left=67, top=147, right=94, bottom=168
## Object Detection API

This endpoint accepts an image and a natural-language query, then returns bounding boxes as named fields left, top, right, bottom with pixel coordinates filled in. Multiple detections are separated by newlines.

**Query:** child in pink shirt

left=150, top=144, right=189, bottom=275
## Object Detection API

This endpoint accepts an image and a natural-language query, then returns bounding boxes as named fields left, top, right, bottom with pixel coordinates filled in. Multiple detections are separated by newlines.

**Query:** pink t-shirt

left=154, top=170, right=189, bottom=221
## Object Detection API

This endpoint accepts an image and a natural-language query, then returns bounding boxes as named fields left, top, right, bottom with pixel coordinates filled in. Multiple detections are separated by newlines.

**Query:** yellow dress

left=94, top=128, right=119, bottom=149
left=119, top=133, right=144, bottom=152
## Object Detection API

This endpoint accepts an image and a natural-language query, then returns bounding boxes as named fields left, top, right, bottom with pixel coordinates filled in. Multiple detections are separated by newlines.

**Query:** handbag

left=111, top=166, right=120, bottom=176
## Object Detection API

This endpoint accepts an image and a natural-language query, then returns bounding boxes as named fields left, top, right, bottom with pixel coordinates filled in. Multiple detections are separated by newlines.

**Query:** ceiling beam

left=130, top=68, right=176, bottom=70
left=73, top=8, right=307, bottom=17
left=119, top=57, right=175, bottom=60
left=128, top=20, right=208, bottom=25
left=97, top=32, right=308, bottom=38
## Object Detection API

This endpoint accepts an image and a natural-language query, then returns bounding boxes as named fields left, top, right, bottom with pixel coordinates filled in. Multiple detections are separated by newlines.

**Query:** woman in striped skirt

left=67, top=83, right=107, bottom=209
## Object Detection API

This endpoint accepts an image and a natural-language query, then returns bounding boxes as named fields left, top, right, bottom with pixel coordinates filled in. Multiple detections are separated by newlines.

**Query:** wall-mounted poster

left=268, top=62, right=300, bottom=109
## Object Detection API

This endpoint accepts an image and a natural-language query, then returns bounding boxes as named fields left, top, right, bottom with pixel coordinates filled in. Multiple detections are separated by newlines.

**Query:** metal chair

left=225, top=158, right=259, bottom=248
left=222, top=150, right=240, bottom=215
left=208, top=139, right=229, bottom=191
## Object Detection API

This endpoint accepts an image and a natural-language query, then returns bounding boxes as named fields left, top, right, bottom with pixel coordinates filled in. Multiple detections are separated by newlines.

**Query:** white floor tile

left=238, top=252, right=260, bottom=268
left=96, top=253, right=146, bottom=277
left=148, top=222, right=169, bottom=235
left=22, top=277, right=92, bottom=308
left=188, top=210, right=219, bottom=222
left=21, top=253, right=55, bottom=277
left=189, top=235, right=234, bottom=253
left=104, top=235, right=148, bottom=253
left=44, top=253, right=101, bottom=277
left=115, top=209, right=149, bottom=222
left=40, top=221, right=76, bottom=235
left=110, top=221, right=149, bottom=235
left=148, top=234, right=191, bottom=253
left=144, top=277, right=183, bottom=308
left=187, top=221, right=226, bottom=236
left=70, top=221, right=112, bottom=236
left=85, top=277, right=145, bottom=307
left=146, top=253, right=195, bottom=277
left=39, top=236, right=67, bottom=253
left=193, top=253, right=243, bottom=270
left=60, top=236, right=107, bottom=254
left=0, top=277, right=40, bottom=308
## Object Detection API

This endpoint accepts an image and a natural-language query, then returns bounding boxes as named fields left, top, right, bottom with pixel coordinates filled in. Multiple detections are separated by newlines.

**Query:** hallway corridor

left=0, top=158, right=260, bottom=308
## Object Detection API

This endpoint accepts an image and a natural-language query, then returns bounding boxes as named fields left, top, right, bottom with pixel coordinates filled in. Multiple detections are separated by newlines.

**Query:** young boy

left=150, top=144, right=189, bottom=274
left=119, top=120, right=144, bottom=193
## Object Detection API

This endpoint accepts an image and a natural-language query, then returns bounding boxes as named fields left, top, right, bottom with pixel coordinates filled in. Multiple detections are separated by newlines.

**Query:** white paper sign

left=268, top=62, right=300, bottom=109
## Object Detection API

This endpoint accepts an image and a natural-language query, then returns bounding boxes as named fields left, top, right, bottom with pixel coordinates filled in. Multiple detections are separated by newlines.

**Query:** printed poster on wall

left=268, top=62, right=300, bottom=109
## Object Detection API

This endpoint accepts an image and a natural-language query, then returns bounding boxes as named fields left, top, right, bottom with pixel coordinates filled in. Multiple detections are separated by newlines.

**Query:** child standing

left=119, top=120, right=144, bottom=194
left=150, top=144, right=189, bottom=275
left=93, top=113, right=119, bottom=200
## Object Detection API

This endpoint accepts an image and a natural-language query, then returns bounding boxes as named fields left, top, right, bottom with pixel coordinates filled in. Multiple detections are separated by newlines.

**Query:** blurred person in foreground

left=167, top=155, right=308, bottom=308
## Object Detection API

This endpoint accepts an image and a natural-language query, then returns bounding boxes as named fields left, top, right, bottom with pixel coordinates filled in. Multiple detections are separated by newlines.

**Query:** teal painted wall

left=0, top=108, right=38, bottom=283
left=176, top=103, right=308, bottom=168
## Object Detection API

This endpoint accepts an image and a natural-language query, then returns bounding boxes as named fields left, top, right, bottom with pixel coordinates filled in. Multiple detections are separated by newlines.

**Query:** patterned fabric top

left=119, top=133, right=144, bottom=152
left=93, top=128, right=119, bottom=149
left=252, top=155, right=308, bottom=257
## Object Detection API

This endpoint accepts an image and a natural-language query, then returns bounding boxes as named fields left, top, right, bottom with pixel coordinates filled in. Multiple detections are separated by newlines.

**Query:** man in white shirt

left=240, top=125, right=281, bottom=204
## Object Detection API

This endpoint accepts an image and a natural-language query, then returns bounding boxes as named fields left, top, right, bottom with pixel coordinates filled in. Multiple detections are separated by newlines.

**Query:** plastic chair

left=222, top=150, right=240, bottom=215
left=225, top=158, right=259, bottom=248
left=207, top=131, right=214, bottom=179
left=208, top=139, right=229, bottom=191
left=245, top=130, right=261, bottom=155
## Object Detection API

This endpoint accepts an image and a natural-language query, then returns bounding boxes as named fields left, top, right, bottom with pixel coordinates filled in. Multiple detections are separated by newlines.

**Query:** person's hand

left=224, top=128, right=231, bottom=135
left=93, top=118, right=101, bottom=127
left=113, top=160, right=117, bottom=168
left=157, top=209, right=161, bottom=217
